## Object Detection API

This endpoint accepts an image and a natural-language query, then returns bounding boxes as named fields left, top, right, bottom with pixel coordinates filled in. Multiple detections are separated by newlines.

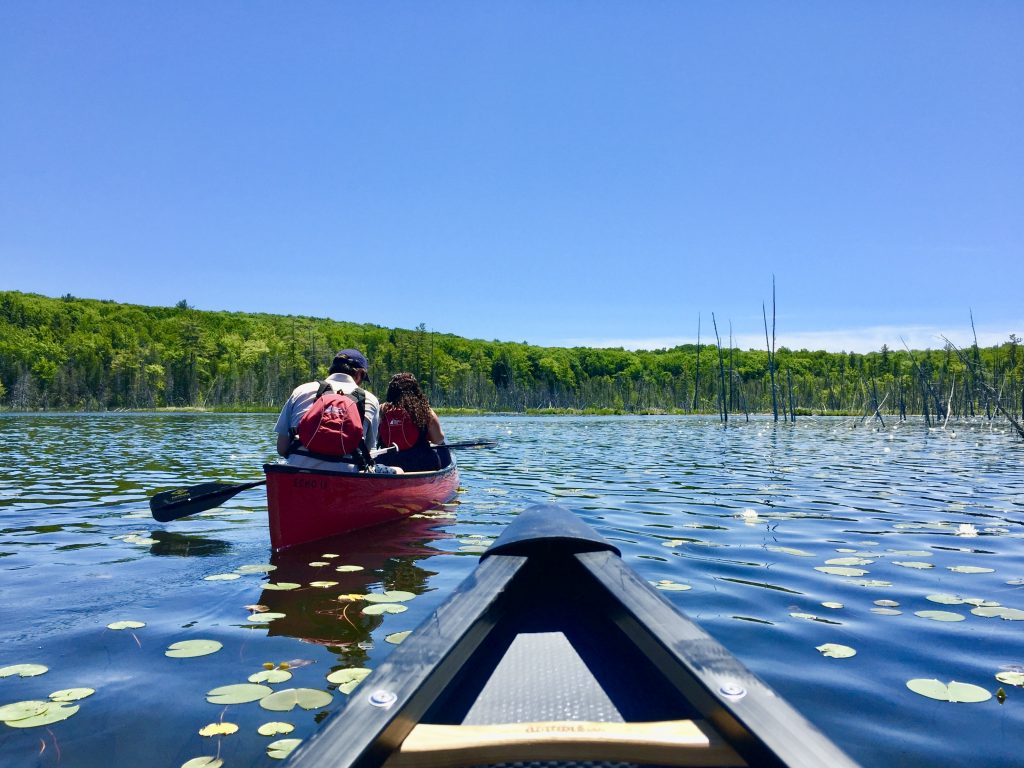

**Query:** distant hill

left=0, top=291, right=1020, bottom=420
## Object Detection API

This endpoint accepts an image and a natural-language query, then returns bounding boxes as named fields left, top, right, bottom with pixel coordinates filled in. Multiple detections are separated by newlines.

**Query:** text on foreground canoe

left=286, top=504, right=859, bottom=768
left=264, top=455, right=459, bottom=551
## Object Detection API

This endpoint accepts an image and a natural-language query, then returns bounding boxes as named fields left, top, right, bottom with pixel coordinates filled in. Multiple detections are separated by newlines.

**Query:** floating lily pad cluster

left=0, top=664, right=95, bottom=729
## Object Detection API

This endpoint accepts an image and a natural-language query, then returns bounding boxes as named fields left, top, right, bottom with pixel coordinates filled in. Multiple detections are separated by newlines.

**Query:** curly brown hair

left=382, top=373, right=432, bottom=429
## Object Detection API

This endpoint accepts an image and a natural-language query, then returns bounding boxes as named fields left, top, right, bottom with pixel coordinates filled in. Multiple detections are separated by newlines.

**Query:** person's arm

left=426, top=409, right=445, bottom=444
left=273, top=397, right=295, bottom=457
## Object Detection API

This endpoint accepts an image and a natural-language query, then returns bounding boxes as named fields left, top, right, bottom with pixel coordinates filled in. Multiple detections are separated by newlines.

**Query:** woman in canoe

left=376, top=372, right=448, bottom=472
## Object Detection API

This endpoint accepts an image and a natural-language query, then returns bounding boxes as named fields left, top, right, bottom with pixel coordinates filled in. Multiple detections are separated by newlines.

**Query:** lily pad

left=4, top=702, right=79, bottom=728
left=947, top=566, right=995, bottom=574
left=206, top=683, right=273, bottom=704
left=362, top=603, right=407, bottom=615
left=166, top=639, right=223, bottom=658
left=309, top=581, right=339, bottom=588
left=263, top=582, right=301, bottom=591
left=326, top=668, right=371, bottom=694
left=181, top=758, right=224, bottom=768
left=259, top=688, right=333, bottom=712
left=107, top=620, right=146, bottom=630
left=249, top=669, right=293, bottom=684
left=825, top=557, right=873, bottom=566
left=874, top=599, right=900, bottom=607
left=871, top=607, right=902, bottom=615
left=308, top=561, right=330, bottom=567
left=996, top=672, right=1024, bottom=687
left=49, top=688, right=95, bottom=702
left=821, top=602, right=843, bottom=609
left=926, top=594, right=965, bottom=605
left=915, top=610, right=965, bottom=622
left=893, top=561, right=934, bottom=569
left=766, top=546, right=814, bottom=557
left=267, top=738, right=302, bottom=759
left=0, top=664, right=48, bottom=678
left=385, top=631, right=411, bottom=644
left=363, top=590, right=416, bottom=603
left=320, top=554, right=339, bottom=559
left=198, top=722, right=239, bottom=737
left=236, top=564, right=277, bottom=574
left=816, top=566, right=869, bottom=577
left=0, top=700, right=49, bottom=721
left=972, top=606, right=1024, bottom=620
left=652, top=580, right=692, bottom=591
left=247, top=613, right=287, bottom=623
left=258, top=722, right=295, bottom=736
left=204, top=573, right=241, bottom=581
left=906, top=679, right=991, bottom=703
left=816, top=643, right=857, bottom=659
left=335, top=565, right=364, bottom=572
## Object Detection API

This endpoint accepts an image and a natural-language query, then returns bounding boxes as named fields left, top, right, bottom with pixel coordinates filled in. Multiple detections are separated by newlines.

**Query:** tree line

left=1, top=291, right=1022, bottom=425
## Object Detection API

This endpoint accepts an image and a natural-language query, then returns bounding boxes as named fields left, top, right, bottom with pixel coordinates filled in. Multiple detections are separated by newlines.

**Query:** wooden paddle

left=150, top=441, right=497, bottom=523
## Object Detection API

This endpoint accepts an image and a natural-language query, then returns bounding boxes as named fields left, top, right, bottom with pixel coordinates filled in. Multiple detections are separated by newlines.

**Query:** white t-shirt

left=273, top=373, right=381, bottom=464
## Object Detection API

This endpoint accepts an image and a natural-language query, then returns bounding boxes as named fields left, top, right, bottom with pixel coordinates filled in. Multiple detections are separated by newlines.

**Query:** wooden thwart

left=384, top=719, right=748, bottom=768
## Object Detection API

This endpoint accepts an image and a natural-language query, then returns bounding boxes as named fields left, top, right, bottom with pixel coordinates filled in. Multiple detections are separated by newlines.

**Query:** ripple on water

left=0, top=413, right=1022, bottom=767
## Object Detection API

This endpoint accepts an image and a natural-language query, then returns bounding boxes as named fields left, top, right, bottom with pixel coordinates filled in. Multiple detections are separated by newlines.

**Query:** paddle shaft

left=431, top=440, right=498, bottom=450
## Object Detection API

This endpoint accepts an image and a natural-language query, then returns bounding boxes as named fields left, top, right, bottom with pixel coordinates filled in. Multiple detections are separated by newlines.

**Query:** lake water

left=1, top=413, right=1022, bottom=767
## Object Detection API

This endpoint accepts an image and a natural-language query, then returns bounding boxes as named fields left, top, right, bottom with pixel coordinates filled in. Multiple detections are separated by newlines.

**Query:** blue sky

left=2, top=2, right=1021, bottom=353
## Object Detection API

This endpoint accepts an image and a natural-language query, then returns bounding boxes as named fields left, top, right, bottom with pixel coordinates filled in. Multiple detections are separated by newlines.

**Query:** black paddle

left=431, top=440, right=498, bottom=450
left=150, top=479, right=266, bottom=523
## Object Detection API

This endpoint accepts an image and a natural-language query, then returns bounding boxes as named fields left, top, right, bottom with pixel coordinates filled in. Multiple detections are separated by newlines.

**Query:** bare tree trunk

left=692, top=314, right=701, bottom=412
left=762, top=277, right=779, bottom=422
left=712, top=313, right=727, bottom=423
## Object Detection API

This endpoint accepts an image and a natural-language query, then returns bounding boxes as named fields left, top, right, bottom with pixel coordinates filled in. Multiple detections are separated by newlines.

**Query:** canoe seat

left=384, top=632, right=746, bottom=768
left=384, top=720, right=746, bottom=768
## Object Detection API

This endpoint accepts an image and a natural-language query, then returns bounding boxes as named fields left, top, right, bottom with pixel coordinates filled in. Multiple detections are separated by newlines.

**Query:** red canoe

left=263, top=458, right=460, bottom=551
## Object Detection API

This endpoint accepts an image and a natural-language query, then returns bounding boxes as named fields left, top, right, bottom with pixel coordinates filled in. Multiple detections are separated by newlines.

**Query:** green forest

left=1, top=290, right=1022, bottom=423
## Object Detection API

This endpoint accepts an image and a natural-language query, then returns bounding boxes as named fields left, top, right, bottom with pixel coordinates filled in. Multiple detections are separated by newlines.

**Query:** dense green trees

left=1, top=290, right=1021, bottom=420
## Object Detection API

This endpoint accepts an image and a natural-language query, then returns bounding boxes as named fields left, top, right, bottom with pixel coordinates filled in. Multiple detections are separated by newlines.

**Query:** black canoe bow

left=285, top=504, right=858, bottom=768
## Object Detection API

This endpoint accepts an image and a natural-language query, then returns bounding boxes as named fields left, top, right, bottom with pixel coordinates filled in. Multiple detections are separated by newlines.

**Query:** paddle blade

left=150, top=480, right=265, bottom=523
left=433, top=440, right=498, bottom=450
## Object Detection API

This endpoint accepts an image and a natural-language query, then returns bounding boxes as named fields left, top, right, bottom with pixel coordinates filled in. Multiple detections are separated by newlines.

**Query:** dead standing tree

left=692, top=314, right=702, bottom=412
left=712, top=313, right=728, bottom=423
left=762, top=276, right=779, bottom=422
left=943, top=336, right=1024, bottom=441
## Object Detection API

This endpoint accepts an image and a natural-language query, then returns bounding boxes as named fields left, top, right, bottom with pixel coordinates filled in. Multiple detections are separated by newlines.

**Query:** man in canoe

left=274, top=348, right=400, bottom=473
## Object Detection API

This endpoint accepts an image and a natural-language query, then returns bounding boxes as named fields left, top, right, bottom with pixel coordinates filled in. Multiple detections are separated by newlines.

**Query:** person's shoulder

left=288, top=380, right=320, bottom=398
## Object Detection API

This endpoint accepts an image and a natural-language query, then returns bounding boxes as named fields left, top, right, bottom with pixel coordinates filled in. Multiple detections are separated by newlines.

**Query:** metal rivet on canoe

left=368, top=689, right=397, bottom=709
left=719, top=683, right=747, bottom=699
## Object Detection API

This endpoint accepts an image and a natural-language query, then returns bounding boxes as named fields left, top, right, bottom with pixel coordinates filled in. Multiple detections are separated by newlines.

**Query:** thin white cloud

left=557, top=324, right=1021, bottom=354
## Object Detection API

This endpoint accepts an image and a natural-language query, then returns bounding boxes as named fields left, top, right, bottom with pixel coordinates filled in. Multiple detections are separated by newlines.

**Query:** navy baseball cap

left=334, top=348, right=369, bottom=371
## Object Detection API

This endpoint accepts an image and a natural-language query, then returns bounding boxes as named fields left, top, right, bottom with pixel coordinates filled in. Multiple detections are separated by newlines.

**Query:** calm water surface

left=1, top=414, right=1022, bottom=767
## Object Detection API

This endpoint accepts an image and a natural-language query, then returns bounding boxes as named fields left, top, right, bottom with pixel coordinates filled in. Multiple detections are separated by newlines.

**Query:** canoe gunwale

left=284, top=504, right=859, bottom=768
left=287, top=553, right=528, bottom=768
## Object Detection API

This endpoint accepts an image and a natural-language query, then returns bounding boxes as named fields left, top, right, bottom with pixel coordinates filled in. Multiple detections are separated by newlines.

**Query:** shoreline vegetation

left=2, top=291, right=1022, bottom=434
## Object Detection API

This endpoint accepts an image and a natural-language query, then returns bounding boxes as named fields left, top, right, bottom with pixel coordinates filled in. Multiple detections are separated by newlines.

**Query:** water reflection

left=259, top=516, right=450, bottom=666
left=147, top=530, right=232, bottom=557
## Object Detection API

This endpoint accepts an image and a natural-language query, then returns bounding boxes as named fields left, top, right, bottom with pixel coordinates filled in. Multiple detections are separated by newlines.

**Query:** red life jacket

left=378, top=406, right=421, bottom=451
left=297, top=382, right=366, bottom=457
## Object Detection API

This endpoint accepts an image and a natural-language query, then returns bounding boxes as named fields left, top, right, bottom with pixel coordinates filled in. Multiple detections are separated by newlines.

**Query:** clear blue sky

left=2, top=2, right=1021, bottom=353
